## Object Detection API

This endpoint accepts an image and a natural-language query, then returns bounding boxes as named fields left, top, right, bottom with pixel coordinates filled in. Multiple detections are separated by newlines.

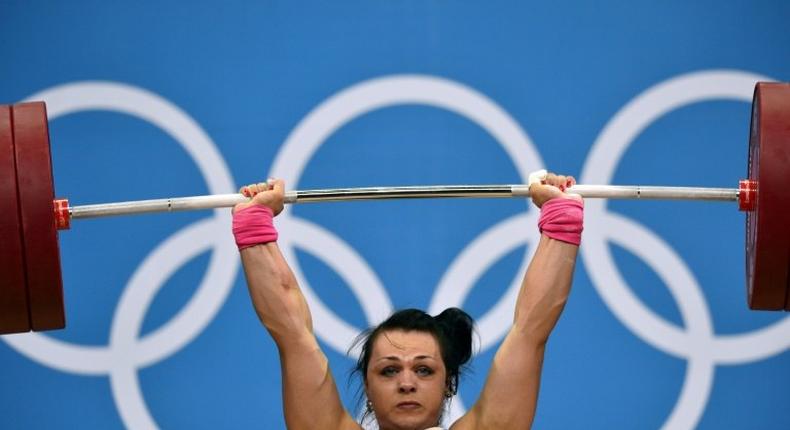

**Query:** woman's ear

left=444, top=378, right=455, bottom=396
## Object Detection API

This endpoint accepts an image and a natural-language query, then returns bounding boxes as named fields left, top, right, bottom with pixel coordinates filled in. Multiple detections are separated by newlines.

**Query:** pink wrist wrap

left=538, top=198, right=584, bottom=246
left=232, top=205, right=278, bottom=250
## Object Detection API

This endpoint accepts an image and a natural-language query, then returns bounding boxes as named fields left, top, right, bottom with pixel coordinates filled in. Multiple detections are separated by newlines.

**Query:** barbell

left=1, top=82, right=788, bottom=336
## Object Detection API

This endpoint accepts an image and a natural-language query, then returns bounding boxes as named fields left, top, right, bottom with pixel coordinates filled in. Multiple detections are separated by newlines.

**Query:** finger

left=556, top=175, right=567, bottom=191
left=528, top=169, right=547, bottom=188
left=546, top=183, right=563, bottom=194
left=239, top=186, right=250, bottom=197
left=546, top=173, right=565, bottom=190
left=271, top=178, right=285, bottom=195
left=531, top=183, right=560, bottom=208
left=544, top=173, right=575, bottom=191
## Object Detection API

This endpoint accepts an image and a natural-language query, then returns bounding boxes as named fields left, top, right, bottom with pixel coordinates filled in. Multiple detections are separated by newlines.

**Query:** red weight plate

left=12, top=102, right=66, bottom=330
left=0, top=105, right=32, bottom=334
left=746, top=82, right=790, bottom=311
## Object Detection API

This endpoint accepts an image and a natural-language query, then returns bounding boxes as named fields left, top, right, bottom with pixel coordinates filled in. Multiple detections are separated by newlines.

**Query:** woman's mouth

left=396, top=401, right=422, bottom=410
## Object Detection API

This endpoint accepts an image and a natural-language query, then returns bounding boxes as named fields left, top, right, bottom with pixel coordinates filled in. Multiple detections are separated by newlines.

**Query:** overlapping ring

left=2, top=72, right=788, bottom=430
left=2, top=82, right=239, bottom=429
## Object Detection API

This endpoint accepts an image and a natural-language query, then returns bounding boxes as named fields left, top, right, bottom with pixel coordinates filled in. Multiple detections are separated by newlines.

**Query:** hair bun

left=434, top=307, right=474, bottom=369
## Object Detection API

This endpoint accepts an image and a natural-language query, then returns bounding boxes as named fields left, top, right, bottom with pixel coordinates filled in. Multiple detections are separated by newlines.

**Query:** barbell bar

left=0, top=82, right=788, bottom=336
left=63, top=184, right=742, bottom=221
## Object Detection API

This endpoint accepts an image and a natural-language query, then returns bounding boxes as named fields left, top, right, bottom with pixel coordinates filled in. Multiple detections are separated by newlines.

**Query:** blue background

left=1, top=1, right=789, bottom=429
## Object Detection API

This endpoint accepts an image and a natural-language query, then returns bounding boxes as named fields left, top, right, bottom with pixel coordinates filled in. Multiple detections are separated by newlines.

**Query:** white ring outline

left=2, top=82, right=239, bottom=429
left=271, top=75, right=545, bottom=352
left=580, top=70, right=790, bottom=429
left=270, top=74, right=546, bottom=424
left=1, top=72, right=786, bottom=429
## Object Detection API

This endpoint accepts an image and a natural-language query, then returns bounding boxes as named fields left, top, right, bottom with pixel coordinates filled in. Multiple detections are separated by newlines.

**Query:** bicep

left=457, top=329, right=546, bottom=430
left=240, top=245, right=357, bottom=429
left=279, top=335, right=360, bottom=430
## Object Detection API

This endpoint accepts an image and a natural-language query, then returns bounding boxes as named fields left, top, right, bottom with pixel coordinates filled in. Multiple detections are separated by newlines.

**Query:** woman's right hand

left=233, top=178, right=285, bottom=215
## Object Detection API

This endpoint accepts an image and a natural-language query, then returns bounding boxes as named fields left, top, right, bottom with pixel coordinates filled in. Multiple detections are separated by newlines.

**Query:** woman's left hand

left=529, top=172, right=582, bottom=208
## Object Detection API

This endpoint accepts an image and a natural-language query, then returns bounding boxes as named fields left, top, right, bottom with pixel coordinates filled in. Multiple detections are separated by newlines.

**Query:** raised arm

left=455, top=173, right=582, bottom=430
left=234, top=180, right=359, bottom=430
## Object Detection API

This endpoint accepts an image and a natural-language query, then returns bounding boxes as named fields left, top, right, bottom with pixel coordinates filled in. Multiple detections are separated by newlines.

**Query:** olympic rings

left=2, top=72, right=788, bottom=429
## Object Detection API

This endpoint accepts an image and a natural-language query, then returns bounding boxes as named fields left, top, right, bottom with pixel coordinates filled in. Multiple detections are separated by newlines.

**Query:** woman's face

left=365, top=330, right=447, bottom=430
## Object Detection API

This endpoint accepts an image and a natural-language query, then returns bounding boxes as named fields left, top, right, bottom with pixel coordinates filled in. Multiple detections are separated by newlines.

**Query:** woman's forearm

left=240, top=242, right=313, bottom=346
left=513, top=234, right=578, bottom=345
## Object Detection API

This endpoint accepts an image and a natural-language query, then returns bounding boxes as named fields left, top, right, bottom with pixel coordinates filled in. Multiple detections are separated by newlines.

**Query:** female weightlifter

left=232, top=172, right=583, bottom=430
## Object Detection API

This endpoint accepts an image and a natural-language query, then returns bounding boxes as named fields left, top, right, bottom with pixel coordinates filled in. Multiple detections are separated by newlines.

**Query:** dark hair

left=350, top=307, right=475, bottom=419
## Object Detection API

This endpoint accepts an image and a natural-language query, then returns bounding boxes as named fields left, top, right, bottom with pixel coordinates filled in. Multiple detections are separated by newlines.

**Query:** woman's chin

left=381, top=414, right=436, bottom=430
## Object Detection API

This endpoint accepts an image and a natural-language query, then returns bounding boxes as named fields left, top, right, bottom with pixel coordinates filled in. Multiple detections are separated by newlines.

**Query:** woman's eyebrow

left=374, top=354, right=436, bottom=363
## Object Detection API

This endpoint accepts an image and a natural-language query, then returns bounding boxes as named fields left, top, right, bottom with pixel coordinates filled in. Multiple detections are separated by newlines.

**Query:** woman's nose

left=398, top=373, right=417, bottom=393
left=398, top=382, right=416, bottom=393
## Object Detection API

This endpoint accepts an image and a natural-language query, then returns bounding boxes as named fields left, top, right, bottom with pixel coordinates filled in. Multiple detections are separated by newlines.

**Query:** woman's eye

left=381, top=367, right=398, bottom=377
left=415, top=366, right=434, bottom=376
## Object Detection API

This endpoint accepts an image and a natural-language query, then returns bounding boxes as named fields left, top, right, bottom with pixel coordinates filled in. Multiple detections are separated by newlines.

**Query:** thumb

left=271, top=178, right=285, bottom=195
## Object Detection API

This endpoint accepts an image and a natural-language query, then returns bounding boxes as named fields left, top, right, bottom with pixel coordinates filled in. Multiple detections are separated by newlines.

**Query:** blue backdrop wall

left=1, top=1, right=789, bottom=429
